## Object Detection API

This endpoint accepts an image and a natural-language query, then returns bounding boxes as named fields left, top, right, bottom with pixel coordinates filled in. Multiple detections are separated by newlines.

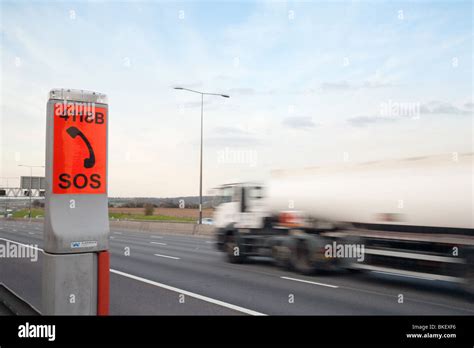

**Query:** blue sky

left=1, top=0, right=472, bottom=196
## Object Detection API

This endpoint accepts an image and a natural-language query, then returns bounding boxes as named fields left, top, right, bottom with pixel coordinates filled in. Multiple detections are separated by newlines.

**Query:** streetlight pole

left=200, top=92, right=204, bottom=225
left=174, top=87, right=230, bottom=224
left=18, top=164, right=45, bottom=219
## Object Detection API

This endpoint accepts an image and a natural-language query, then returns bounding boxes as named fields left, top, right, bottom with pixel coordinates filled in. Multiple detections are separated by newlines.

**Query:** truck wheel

left=291, top=240, right=314, bottom=275
left=225, top=234, right=245, bottom=264
left=272, top=244, right=291, bottom=269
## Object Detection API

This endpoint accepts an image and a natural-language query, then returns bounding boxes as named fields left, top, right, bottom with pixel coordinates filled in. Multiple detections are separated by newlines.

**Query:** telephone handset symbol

left=66, top=126, right=96, bottom=169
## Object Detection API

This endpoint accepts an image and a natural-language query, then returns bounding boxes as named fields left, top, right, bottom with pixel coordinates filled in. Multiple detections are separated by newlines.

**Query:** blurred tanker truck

left=213, top=153, right=474, bottom=293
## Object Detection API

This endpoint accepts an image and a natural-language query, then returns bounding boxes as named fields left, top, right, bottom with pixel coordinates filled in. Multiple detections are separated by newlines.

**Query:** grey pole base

left=42, top=252, right=97, bottom=315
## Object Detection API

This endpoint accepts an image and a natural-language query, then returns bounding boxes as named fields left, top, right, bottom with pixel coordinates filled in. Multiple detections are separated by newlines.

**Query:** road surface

left=1, top=220, right=473, bottom=315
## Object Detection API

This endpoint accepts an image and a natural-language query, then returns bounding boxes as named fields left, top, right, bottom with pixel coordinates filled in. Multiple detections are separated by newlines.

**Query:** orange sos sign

left=53, top=103, right=107, bottom=194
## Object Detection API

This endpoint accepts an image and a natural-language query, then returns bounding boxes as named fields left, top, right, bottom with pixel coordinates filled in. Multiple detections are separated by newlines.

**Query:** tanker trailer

left=213, top=153, right=474, bottom=293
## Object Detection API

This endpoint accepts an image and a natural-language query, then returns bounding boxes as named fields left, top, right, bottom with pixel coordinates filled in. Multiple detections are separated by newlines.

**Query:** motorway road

left=0, top=220, right=473, bottom=315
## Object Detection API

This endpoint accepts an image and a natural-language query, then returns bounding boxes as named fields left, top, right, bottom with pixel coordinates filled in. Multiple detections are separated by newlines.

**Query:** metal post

left=4, top=179, right=7, bottom=216
left=4, top=178, right=10, bottom=216
left=29, top=167, right=32, bottom=219
left=199, top=93, right=203, bottom=225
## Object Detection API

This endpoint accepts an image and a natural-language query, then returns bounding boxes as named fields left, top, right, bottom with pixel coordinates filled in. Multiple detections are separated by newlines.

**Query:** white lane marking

left=205, top=241, right=215, bottom=244
left=150, top=242, right=167, bottom=246
left=110, top=236, right=115, bottom=239
left=0, top=237, right=44, bottom=252
left=281, top=276, right=339, bottom=289
left=28, top=232, right=35, bottom=235
left=114, top=232, right=122, bottom=235
left=112, top=238, right=132, bottom=243
left=154, top=253, right=180, bottom=260
left=150, top=235, right=163, bottom=239
left=110, top=269, right=266, bottom=316
left=12, top=229, right=17, bottom=232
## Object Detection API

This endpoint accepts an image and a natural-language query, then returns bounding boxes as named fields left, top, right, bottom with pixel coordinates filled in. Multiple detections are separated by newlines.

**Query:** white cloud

left=282, top=116, right=317, bottom=129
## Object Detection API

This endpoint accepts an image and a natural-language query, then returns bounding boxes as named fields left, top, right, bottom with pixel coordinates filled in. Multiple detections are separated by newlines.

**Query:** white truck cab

left=213, top=183, right=267, bottom=230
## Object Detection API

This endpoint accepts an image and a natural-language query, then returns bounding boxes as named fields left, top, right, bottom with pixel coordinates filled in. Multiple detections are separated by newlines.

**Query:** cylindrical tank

left=265, top=153, right=473, bottom=230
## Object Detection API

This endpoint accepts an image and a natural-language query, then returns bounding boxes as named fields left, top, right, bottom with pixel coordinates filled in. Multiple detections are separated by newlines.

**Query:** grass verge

left=10, top=209, right=195, bottom=223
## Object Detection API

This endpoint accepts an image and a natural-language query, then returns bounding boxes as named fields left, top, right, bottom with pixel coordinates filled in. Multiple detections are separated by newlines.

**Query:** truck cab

left=213, top=183, right=269, bottom=255
left=213, top=183, right=267, bottom=230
